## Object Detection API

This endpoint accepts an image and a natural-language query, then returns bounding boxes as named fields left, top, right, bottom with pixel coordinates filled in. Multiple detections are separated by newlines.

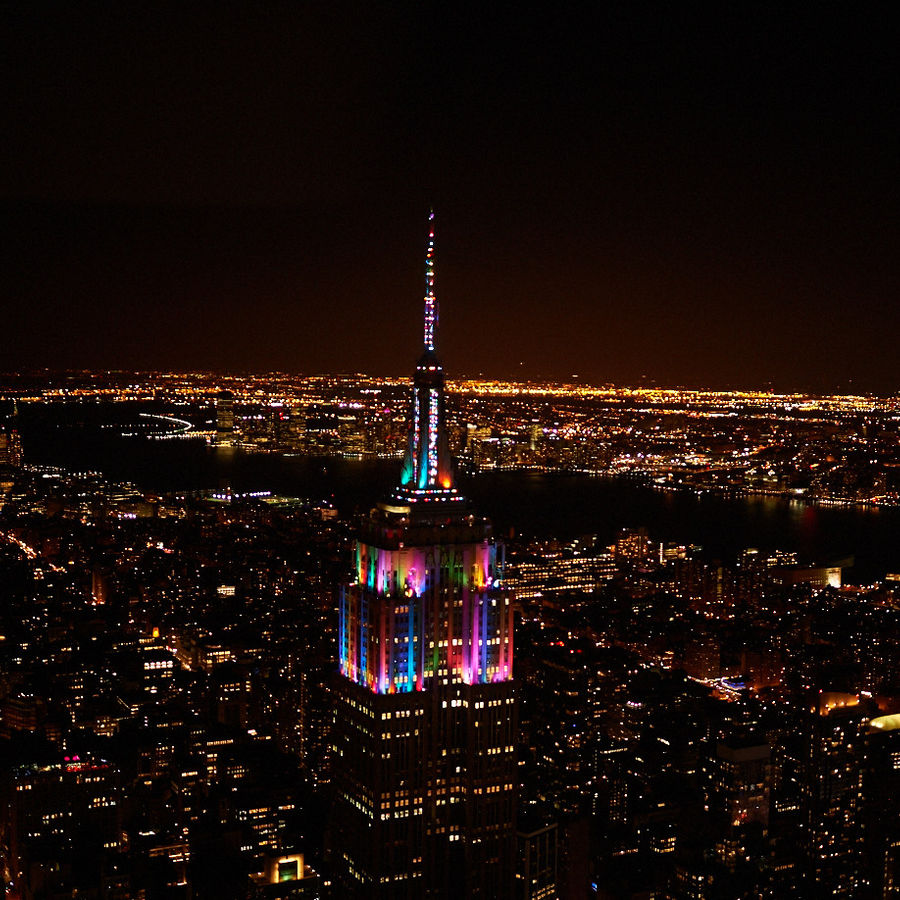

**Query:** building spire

left=395, top=210, right=459, bottom=502
left=424, top=210, right=437, bottom=353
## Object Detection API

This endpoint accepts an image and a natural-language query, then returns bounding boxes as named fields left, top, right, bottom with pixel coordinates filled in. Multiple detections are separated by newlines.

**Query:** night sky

left=2, top=6, right=898, bottom=392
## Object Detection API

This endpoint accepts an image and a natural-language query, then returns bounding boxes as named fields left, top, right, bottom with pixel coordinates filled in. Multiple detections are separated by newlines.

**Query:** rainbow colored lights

left=339, top=538, right=514, bottom=694
left=341, top=210, right=512, bottom=698
left=399, top=211, right=455, bottom=496
left=426, top=388, right=439, bottom=487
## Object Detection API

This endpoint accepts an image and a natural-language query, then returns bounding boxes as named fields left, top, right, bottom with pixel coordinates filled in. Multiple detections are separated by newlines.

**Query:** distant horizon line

left=0, top=368, right=896, bottom=400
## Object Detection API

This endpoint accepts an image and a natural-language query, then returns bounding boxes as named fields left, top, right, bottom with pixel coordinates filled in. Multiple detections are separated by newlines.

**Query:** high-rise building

left=614, top=527, right=650, bottom=563
left=3, top=754, right=124, bottom=898
left=708, top=734, right=771, bottom=877
left=330, top=213, right=517, bottom=898
left=799, top=696, right=872, bottom=896
left=863, top=713, right=900, bottom=897
left=216, top=390, right=235, bottom=446
left=516, top=822, right=557, bottom=900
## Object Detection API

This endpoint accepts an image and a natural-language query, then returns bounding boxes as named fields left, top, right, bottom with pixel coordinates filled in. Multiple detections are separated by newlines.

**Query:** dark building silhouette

left=799, top=695, right=872, bottom=896
left=863, top=713, right=900, bottom=897
left=217, top=390, right=235, bottom=446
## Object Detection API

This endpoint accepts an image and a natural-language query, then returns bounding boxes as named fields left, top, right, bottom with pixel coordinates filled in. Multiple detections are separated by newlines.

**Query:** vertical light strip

left=407, top=600, right=416, bottom=692
left=412, top=390, right=421, bottom=488
left=424, top=210, right=436, bottom=352
left=338, top=587, right=347, bottom=677
left=428, top=388, right=439, bottom=485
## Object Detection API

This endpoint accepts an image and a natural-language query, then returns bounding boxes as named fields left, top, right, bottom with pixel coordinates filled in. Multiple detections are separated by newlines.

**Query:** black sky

left=2, top=5, right=898, bottom=392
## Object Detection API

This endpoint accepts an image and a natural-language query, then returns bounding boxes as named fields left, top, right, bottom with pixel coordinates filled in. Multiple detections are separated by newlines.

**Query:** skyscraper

left=799, top=697, right=871, bottom=896
left=330, top=213, right=517, bottom=899
left=216, top=390, right=235, bottom=446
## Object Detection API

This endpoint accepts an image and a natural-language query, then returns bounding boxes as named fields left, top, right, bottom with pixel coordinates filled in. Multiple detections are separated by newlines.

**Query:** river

left=13, top=401, right=900, bottom=583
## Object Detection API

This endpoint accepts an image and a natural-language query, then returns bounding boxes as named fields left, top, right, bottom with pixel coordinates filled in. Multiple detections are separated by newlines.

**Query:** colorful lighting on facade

left=339, top=210, right=514, bottom=697
left=426, top=388, right=439, bottom=487
left=339, top=538, right=513, bottom=693
left=398, top=210, right=456, bottom=498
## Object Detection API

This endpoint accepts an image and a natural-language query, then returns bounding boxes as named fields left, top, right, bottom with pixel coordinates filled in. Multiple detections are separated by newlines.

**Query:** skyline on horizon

left=2, top=366, right=898, bottom=400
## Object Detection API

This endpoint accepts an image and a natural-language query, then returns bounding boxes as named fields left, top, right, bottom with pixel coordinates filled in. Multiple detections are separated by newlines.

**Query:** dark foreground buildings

left=330, top=214, right=517, bottom=897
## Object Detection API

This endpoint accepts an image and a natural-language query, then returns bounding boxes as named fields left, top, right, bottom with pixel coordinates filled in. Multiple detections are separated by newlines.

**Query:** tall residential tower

left=330, top=213, right=517, bottom=898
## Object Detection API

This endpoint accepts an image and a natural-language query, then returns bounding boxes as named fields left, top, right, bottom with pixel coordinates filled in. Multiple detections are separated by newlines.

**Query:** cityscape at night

left=3, top=5, right=900, bottom=900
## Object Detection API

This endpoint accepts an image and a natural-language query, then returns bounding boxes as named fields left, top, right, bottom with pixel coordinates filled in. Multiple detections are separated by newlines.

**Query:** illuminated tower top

left=425, top=210, right=438, bottom=353
left=396, top=212, right=460, bottom=504
left=424, top=210, right=437, bottom=352
left=333, top=215, right=516, bottom=900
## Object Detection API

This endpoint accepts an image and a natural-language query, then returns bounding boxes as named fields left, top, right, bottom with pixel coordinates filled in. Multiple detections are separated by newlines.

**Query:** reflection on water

left=15, top=404, right=900, bottom=584
left=463, top=473, right=899, bottom=584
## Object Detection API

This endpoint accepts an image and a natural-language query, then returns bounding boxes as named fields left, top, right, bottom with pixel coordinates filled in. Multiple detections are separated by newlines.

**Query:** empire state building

left=330, top=214, right=517, bottom=898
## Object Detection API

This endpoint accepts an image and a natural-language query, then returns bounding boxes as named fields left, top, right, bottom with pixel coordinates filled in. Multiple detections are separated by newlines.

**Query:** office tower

left=0, top=431, right=22, bottom=467
left=614, top=527, right=650, bottom=563
left=516, top=822, right=557, bottom=900
left=0, top=401, right=23, bottom=469
left=3, top=754, right=124, bottom=898
left=711, top=734, right=770, bottom=831
left=0, top=408, right=23, bottom=513
left=331, top=213, right=517, bottom=898
left=708, top=733, right=771, bottom=886
left=216, top=390, right=235, bottom=446
left=863, top=714, right=900, bottom=898
left=799, top=696, right=871, bottom=896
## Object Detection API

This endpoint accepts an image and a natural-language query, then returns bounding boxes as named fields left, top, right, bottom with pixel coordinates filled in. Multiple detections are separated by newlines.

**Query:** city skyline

left=4, top=132, right=900, bottom=896
left=3, top=7, right=899, bottom=392
left=5, top=10, right=900, bottom=893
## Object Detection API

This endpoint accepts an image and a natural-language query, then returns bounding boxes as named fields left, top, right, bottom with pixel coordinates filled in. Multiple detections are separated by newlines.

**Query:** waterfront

left=15, top=403, right=900, bottom=584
